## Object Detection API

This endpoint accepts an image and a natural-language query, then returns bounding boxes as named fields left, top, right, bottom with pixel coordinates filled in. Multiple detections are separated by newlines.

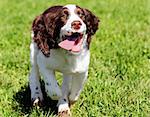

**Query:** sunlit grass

left=0, top=0, right=150, bottom=116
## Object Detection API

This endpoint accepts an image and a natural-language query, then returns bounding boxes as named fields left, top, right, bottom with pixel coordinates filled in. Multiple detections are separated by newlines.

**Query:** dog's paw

left=31, top=93, right=44, bottom=107
left=58, top=103, right=71, bottom=117
left=31, top=89, right=44, bottom=107
left=31, top=97, right=44, bottom=107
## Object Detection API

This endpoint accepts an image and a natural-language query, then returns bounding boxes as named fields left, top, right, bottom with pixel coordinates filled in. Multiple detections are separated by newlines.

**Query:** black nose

left=71, top=20, right=82, bottom=30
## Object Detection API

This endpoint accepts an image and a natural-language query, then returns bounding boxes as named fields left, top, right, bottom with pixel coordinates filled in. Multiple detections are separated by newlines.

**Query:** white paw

left=31, top=91, right=44, bottom=107
left=58, top=103, right=71, bottom=117
left=32, top=98, right=43, bottom=107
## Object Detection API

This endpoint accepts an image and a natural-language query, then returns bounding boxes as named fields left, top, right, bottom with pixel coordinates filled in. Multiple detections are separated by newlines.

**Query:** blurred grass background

left=0, top=0, right=150, bottom=116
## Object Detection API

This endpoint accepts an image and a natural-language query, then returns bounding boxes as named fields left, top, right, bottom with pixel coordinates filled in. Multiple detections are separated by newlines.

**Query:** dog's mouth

left=59, top=32, right=83, bottom=52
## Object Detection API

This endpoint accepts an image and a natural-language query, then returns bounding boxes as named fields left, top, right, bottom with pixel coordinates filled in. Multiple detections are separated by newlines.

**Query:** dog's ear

left=83, top=8, right=99, bottom=47
left=32, top=6, right=63, bottom=57
left=83, top=8, right=99, bottom=36
left=42, top=6, right=63, bottom=40
left=32, top=15, right=52, bottom=57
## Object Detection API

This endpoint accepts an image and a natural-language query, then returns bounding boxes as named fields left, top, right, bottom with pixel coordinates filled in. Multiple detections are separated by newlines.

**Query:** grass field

left=0, top=0, right=150, bottom=116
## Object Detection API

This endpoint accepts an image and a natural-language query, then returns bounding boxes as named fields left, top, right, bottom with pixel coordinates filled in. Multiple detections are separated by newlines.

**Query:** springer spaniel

left=29, top=4, right=99, bottom=116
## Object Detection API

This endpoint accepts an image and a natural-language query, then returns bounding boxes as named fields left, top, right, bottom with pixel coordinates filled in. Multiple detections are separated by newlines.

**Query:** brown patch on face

left=59, top=8, right=70, bottom=24
left=75, top=6, right=85, bottom=20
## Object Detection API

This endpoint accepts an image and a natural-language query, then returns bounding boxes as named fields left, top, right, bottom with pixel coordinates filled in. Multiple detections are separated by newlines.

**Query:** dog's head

left=32, top=4, right=99, bottom=56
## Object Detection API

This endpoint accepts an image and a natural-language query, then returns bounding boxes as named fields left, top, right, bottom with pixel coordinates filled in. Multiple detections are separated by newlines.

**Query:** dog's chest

left=37, top=49, right=90, bottom=73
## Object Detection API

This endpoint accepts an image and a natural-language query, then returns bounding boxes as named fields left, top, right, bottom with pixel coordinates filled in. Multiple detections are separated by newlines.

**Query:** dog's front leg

left=39, top=68, right=62, bottom=100
left=29, top=42, right=44, bottom=106
left=69, top=71, right=88, bottom=105
left=57, top=74, right=72, bottom=117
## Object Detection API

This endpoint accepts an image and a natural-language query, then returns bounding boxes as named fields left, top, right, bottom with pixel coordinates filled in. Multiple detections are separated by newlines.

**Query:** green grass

left=0, top=0, right=150, bottom=116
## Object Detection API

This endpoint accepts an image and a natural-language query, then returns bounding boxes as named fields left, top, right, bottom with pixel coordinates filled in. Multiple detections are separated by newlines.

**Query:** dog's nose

left=71, top=20, right=82, bottom=30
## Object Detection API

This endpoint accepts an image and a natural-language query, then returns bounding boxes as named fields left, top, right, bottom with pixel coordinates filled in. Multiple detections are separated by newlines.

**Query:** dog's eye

left=77, top=11, right=83, bottom=17
left=64, top=10, right=69, bottom=15
left=61, top=10, right=69, bottom=19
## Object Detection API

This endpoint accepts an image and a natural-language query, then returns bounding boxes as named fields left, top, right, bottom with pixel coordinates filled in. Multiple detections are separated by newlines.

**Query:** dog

left=29, top=4, right=99, bottom=116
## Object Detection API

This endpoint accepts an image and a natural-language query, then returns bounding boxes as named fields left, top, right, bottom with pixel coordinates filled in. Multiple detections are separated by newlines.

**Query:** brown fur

left=32, top=6, right=64, bottom=57
left=82, top=8, right=99, bottom=47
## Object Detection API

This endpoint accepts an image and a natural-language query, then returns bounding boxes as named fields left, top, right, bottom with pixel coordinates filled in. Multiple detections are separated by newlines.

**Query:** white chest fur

left=36, top=48, right=90, bottom=74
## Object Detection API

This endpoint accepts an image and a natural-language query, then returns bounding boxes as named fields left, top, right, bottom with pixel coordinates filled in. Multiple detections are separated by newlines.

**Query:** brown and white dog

left=29, top=4, right=99, bottom=116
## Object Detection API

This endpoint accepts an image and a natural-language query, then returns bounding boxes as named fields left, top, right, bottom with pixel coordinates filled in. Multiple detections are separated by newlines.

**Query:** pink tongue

left=72, top=39, right=83, bottom=52
left=58, top=39, right=83, bottom=52
left=58, top=40, right=75, bottom=51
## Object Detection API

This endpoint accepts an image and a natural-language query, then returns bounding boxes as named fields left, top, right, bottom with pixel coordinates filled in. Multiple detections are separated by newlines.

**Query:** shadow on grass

left=12, top=81, right=58, bottom=116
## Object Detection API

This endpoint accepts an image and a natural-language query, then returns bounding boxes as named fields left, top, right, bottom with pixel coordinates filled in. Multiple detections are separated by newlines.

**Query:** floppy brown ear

left=42, top=6, right=63, bottom=39
left=32, top=15, right=52, bottom=57
left=32, top=6, right=63, bottom=57
left=84, top=8, right=99, bottom=35
left=83, top=9, right=99, bottom=47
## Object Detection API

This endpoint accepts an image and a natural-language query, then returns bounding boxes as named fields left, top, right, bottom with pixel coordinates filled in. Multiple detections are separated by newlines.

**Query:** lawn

left=0, top=0, right=150, bottom=116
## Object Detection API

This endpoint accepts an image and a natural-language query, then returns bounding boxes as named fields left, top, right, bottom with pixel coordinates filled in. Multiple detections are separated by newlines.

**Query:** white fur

left=29, top=4, right=90, bottom=115
left=29, top=41, right=44, bottom=103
